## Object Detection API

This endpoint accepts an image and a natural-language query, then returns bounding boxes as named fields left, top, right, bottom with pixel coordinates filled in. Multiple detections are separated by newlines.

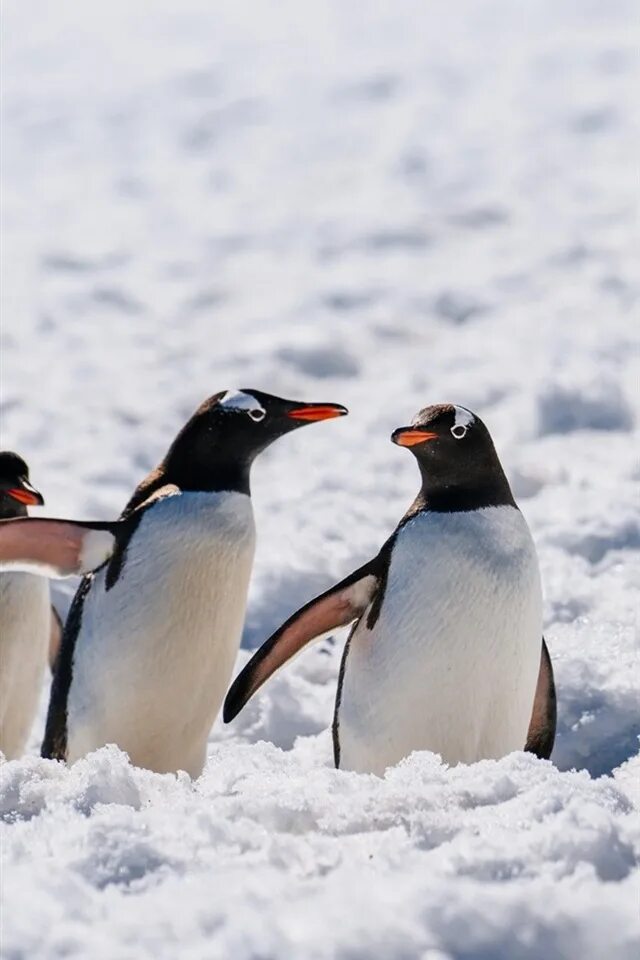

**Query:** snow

left=1, top=0, right=638, bottom=957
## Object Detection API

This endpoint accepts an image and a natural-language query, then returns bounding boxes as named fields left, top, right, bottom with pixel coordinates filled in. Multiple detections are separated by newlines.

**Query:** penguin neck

left=0, top=498, right=27, bottom=520
left=410, top=466, right=516, bottom=514
left=161, top=454, right=252, bottom=497
left=157, top=417, right=259, bottom=498
left=121, top=451, right=254, bottom=521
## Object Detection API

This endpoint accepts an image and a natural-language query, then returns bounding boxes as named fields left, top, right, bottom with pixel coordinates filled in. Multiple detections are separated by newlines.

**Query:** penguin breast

left=336, top=506, right=543, bottom=773
left=66, top=490, right=256, bottom=774
left=0, top=573, right=50, bottom=758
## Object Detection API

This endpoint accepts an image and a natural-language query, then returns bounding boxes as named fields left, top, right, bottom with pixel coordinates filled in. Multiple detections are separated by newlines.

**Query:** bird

left=223, top=403, right=556, bottom=775
left=0, top=453, right=61, bottom=758
left=42, top=389, right=348, bottom=777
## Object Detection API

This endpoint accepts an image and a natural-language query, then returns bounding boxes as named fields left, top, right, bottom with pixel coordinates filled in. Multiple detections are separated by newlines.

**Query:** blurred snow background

left=1, top=1, right=638, bottom=958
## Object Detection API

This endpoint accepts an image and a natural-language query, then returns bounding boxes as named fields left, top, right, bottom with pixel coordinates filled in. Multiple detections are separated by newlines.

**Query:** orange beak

left=391, top=428, right=438, bottom=447
left=7, top=487, right=44, bottom=506
left=287, top=404, right=348, bottom=422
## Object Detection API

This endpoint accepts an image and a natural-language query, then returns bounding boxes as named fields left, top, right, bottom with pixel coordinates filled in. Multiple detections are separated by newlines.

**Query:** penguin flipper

left=525, top=638, right=556, bottom=759
left=0, top=517, right=119, bottom=578
left=223, top=560, right=380, bottom=722
left=42, top=574, right=94, bottom=761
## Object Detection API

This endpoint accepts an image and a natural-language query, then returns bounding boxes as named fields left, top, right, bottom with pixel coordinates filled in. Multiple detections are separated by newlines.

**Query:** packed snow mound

left=1, top=0, right=638, bottom=957
left=2, top=745, right=639, bottom=960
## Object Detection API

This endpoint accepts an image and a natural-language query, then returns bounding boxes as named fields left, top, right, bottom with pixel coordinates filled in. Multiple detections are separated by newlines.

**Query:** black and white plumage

left=42, top=390, right=347, bottom=777
left=224, top=404, right=556, bottom=774
left=0, top=453, right=55, bottom=759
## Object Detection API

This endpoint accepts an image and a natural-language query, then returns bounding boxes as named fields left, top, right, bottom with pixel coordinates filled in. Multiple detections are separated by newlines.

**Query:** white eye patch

left=451, top=406, right=474, bottom=439
left=453, top=405, right=474, bottom=429
left=219, top=390, right=266, bottom=421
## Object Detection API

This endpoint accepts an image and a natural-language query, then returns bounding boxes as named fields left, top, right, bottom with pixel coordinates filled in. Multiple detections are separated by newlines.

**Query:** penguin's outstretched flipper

left=525, top=638, right=556, bottom=760
left=224, top=560, right=380, bottom=722
left=0, top=517, right=119, bottom=578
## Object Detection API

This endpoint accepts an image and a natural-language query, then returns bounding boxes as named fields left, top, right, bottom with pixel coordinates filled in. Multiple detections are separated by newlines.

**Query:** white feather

left=67, top=491, right=256, bottom=777
left=337, top=506, right=542, bottom=774
left=77, top=529, right=116, bottom=573
left=453, top=405, right=475, bottom=429
left=218, top=390, right=265, bottom=415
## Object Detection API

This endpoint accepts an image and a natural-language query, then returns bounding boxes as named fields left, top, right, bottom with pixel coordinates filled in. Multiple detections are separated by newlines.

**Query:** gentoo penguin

left=0, top=453, right=53, bottom=758
left=42, top=389, right=347, bottom=777
left=224, top=404, right=556, bottom=774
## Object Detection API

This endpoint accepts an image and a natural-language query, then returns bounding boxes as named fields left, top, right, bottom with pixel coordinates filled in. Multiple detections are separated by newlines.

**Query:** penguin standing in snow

left=224, top=404, right=556, bottom=774
left=42, top=390, right=347, bottom=777
left=0, top=453, right=61, bottom=758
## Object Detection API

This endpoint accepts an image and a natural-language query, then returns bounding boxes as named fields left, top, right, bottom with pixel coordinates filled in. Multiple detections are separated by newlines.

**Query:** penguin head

left=163, top=390, right=348, bottom=493
left=391, top=404, right=513, bottom=507
left=208, top=389, right=348, bottom=454
left=0, top=452, right=44, bottom=519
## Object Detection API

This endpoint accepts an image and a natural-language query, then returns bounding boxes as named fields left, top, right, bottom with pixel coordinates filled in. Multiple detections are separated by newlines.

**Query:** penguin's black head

left=0, top=452, right=45, bottom=519
left=163, top=389, right=348, bottom=495
left=391, top=404, right=515, bottom=511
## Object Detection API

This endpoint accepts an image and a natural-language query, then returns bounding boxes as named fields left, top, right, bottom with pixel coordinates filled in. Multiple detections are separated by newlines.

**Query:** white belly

left=337, top=506, right=542, bottom=775
left=0, top=573, right=50, bottom=759
left=67, top=490, right=255, bottom=777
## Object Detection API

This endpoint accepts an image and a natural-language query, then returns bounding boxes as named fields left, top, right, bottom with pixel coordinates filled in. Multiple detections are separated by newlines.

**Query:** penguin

left=0, top=453, right=55, bottom=758
left=42, top=389, right=347, bottom=777
left=224, top=403, right=556, bottom=774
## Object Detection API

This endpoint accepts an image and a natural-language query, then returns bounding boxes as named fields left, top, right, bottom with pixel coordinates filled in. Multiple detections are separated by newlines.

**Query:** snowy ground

left=1, top=1, right=639, bottom=958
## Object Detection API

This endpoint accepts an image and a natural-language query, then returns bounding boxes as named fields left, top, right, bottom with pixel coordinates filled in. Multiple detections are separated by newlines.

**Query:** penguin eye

left=451, top=424, right=468, bottom=440
left=248, top=408, right=266, bottom=422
